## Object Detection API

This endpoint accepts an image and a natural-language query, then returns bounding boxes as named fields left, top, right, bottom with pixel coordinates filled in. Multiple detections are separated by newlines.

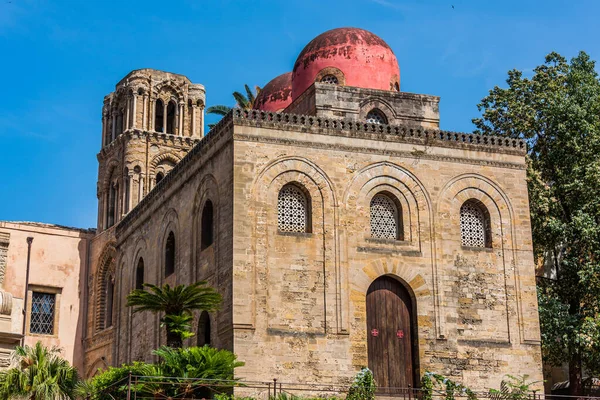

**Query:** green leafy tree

left=126, top=281, right=222, bottom=348
left=206, top=84, right=261, bottom=128
left=0, top=341, right=79, bottom=400
left=473, top=51, right=600, bottom=395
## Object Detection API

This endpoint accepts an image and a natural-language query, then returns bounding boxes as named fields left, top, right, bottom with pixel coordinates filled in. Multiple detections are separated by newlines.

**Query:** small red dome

left=292, top=27, right=400, bottom=98
left=253, top=72, right=293, bottom=112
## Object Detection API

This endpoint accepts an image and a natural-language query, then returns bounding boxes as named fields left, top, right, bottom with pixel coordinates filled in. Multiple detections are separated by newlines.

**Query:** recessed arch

left=154, top=98, right=164, bottom=132
left=370, top=191, right=403, bottom=240
left=197, top=311, right=211, bottom=347
left=95, top=242, right=116, bottom=332
left=135, top=257, right=145, bottom=290
left=164, top=231, right=175, bottom=277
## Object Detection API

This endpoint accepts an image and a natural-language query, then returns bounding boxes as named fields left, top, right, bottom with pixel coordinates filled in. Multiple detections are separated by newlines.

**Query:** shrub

left=347, top=368, right=376, bottom=400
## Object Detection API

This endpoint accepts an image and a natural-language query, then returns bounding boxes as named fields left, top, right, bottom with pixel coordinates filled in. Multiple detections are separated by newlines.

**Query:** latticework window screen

left=370, top=194, right=399, bottom=240
left=366, top=109, right=387, bottom=124
left=278, top=185, right=308, bottom=233
left=30, top=292, right=55, bottom=335
left=321, top=75, right=339, bottom=84
left=460, top=202, right=487, bottom=247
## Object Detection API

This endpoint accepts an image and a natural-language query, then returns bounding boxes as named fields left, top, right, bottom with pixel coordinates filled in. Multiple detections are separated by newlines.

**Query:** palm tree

left=206, top=84, right=261, bottom=128
left=126, top=281, right=222, bottom=348
left=0, top=341, right=79, bottom=400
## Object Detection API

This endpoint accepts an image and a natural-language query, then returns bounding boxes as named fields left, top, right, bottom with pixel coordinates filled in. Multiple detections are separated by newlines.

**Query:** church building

left=1, top=27, right=543, bottom=391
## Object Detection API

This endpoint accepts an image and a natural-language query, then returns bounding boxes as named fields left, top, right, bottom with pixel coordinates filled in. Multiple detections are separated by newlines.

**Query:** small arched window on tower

left=156, top=172, right=164, bottom=185
left=197, top=311, right=211, bottom=346
left=155, top=99, right=164, bottom=132
left=370, top=193, right=403, bottom=240
left=278, top=184, right=311, bottom=233
left=135, top=258, right=144, bottom=290
left=201, top=200, right=214, bottom=250
left=366, top=108, right=388, bottom=125
left=460, top=200, right=492, bottom=248
left=165, top=231, right=176, bottom=277
left=166, top=101, right=177, bottom=134
left=320, top=75, right=338, bottom=84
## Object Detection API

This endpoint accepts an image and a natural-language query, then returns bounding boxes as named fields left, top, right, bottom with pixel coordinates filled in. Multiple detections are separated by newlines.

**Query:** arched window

left=370, top=193, right=402, bottom=240
left=278, top=184, right=311, bottom=233
left=124, top=168, right=130, bottom=214
left=166, top=101, right=176, bottom=134
left=197, top=311, right=211, bottom=346
left=321, top=75, right=338, bottom=84
left=201, top=200, right=214, bottom=250
left=366, top=108, right=388, bottom=125
left=156, top=172, right=164, bottom=184
left=135, top=258, right=144, bottom=290
left=165, top=231, right=176, bottom=277
left=394, top=82, right=400, bottom=91
left=460, top=200, right=491, bottom=248
left=155, top=99, right=164, bottom=132
left=105, top=275, right=115, bottom=328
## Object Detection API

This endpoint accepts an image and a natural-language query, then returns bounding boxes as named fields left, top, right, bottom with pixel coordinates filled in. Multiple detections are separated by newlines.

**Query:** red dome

left=253, top=72, right=293, bottom=112
left=292, top=27, right=400, bottom=98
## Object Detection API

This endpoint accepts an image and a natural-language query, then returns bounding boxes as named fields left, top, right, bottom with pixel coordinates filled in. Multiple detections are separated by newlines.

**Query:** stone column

left=111, top=111, right=116, bottom=142
left=201, top=106, right=205, bottom=136
left=142, top=95, right=148, bottom=130
left=132, top=95, right=137, bottom=129
left=163, top=102, right=168, bottom=133
left=191, top=105, right=197, bottom=137
left=101, top=115, right=107, bottom=147
left=126, top=97, right=131, bottom=130
left=150, top=99, right=155, bottom=131
left=179, top=103, right=184, bottom=136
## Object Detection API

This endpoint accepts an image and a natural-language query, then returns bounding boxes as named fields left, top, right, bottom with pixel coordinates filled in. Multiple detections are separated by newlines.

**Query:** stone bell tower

left=96, top=69, right=206, bottom=232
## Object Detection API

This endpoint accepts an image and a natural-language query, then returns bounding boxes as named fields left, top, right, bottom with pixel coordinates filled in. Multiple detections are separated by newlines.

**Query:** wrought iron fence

left=98, top=375, right=600, bottom=400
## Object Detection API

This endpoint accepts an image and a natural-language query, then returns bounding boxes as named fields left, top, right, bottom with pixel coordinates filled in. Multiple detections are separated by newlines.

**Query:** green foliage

left=420, top=372, right=476, bottom=400
left=473, top=51, right=600, bottom=394
left=206, top=84, right=261, bottom=129
left=346, top=368, right=376, bottom=400
left=0, top=341, right=79, bottom=400
left=127, top=281, right=222, bottom=348
left=489, top=375, right=540, bottom=400
left=85, top=346, right=243, bottom=399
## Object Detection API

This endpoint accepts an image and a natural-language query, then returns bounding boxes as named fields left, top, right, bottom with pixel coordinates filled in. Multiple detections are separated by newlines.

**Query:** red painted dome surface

left=253, top=72, right=293, bottom=112
left=292, top=27, right=400, bottom=98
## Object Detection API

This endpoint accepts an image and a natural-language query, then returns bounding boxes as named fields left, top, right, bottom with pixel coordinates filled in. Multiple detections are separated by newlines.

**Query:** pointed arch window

left=278, top=184, right=311, bottom=233
left=201, top=200, right=214, bottom=250
left=135, top=258, right=144, bottom=290
left=370, top=193, right=402, bottom=240
left=95, top=254, right=116, bottom=332
left=165, top=231, right=176, bottom=277
left=460, top=200, right=491, bottom=248
left=197, top=311, right=211, bottom=346
left=366, top=108, right=387, bottom=125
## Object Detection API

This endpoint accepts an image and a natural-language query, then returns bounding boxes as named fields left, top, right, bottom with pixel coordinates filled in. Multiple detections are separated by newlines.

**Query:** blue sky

left=1, top=0, right=599, bottom=228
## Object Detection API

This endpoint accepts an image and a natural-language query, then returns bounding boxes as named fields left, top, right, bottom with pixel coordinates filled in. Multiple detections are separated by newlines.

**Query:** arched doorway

left=366, top=275, right=417, bottom=392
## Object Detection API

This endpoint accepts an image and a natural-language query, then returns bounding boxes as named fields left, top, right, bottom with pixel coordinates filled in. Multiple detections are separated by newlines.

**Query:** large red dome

left=292, top=27, right=400, bottom=99
left=253, top=72, right=292, bottom=112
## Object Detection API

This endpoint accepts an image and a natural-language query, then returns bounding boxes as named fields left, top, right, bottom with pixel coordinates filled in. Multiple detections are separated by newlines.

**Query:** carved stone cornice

left=231, top=109, right=527, bottom=156
left=97, top=129, right=200, bottom=161
left=233, top=133, right=526, bottom=170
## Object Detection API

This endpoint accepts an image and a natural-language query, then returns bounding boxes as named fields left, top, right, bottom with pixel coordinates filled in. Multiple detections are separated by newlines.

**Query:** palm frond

left=232, top=91, right=250, bottom=109
left=206, top=105, right=232, bottom=116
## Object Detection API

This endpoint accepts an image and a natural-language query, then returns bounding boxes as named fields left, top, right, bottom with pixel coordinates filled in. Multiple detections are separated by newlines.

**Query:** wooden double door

left=366, top=276, right=416, bottom=392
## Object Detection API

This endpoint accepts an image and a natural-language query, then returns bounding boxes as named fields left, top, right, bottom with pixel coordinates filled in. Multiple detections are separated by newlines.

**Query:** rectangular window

left=30, top=292, right=56, bottom=335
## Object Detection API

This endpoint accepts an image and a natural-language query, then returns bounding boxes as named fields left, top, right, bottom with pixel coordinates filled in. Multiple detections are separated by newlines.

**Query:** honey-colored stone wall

left=230, top=117, right=542, bottom=391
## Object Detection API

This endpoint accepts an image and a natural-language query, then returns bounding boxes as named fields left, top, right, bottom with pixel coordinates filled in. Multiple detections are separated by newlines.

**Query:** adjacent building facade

left=2, top=27, right=544, bottom=391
